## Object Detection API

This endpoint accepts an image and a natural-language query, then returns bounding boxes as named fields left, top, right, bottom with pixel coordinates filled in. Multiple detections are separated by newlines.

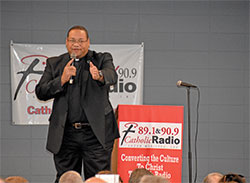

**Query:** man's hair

left=203, top=172, right=223, bottom=183
left=4, top=176, right=28, bottom=183
left=139, top=175, right=169, bottom=183
left=59, top=170, right=83, bottom=183
left=67, top=25, right=89, bottom=39
left=129, top=168, right=153, bottom=183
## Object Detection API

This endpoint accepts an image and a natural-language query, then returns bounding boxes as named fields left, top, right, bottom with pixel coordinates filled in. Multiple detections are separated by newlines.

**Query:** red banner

left=117, top=105, right=184, bottom=183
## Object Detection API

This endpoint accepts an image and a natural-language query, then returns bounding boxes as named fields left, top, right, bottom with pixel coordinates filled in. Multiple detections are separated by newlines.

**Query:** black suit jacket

left=35, top=50, right=120, bottom=154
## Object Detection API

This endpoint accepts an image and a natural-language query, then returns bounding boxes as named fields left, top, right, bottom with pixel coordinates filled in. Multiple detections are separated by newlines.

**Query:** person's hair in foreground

left=203, top=172, right=223, bottom=183
left=59, top=170, right=83, bottom=183
left=218, top=173, right=246, bottom=183
left=139, top=175, right=169, bottom=183
left=129, top=168, right=153, bottom=183
left=85, top=177, right=107, bottom=183
left=0, top=177, right=5, bottom=183
left=4, top=176, right=28, bottom=183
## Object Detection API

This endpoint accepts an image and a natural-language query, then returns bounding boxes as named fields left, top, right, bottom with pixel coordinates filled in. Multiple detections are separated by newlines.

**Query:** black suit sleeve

left=35, top=58, right=64, bottom=101
left=99, top=53, right=118, bottom=86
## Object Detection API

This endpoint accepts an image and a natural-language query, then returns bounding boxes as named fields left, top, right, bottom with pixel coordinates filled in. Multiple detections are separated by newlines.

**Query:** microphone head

left=177, top=80, right=182, bottom=87
left=176, top=80, right=197, bottom=88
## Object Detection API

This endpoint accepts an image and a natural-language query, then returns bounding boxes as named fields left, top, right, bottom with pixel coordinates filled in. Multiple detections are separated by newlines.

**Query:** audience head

left=97, top=170, right=112, bottom=174
left=4, top=176, right=28, bottom=183
left=203, top=172, right=223, bottom=183
left=85, top=177, right=107, bottom=183
left=219, top=173, right=246, bottom=183
left=139, top=175, right=169, bottom=183
left=59, top=170, right=83, bottom=183
left=129, top=168, right=153, bottom=183
left=0, top=177, right=5, bottom=183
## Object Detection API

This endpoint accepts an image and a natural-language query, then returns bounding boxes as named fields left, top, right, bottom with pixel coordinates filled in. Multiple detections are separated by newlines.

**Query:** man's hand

left=89, top=62, right=104, bottom=82
left=61, top=58, right=76, bottom=86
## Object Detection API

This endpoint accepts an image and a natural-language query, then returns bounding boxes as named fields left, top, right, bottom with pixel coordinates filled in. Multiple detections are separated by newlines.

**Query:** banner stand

left=115, top=104, right=184, bottom=183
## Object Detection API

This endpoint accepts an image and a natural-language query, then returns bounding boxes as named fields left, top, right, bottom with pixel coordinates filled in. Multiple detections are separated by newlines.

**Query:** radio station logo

left=13, top=55, right=52, bottom=117
left=14, top=55, right=47, bottom=100
left=109, top=66, right=137, bottom=94
left=119, top=121, right=182, bottom=149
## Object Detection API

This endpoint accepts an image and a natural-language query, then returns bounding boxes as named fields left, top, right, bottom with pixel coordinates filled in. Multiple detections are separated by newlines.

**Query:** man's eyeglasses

left=223, top=173, right=245, bottom=183
left=68, top=39, right=88, bottom=45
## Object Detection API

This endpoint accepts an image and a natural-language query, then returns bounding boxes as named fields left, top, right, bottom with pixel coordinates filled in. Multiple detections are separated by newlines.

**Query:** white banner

left=10, top=42, right=144, bottom=125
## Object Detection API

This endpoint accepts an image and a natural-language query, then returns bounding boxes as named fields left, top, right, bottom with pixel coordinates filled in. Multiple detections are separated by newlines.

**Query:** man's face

left=66, top=29, right=90, bottom=58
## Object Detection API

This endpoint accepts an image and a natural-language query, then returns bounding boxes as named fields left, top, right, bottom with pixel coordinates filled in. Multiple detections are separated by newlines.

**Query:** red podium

left=116, top=105, right=184, bottom=183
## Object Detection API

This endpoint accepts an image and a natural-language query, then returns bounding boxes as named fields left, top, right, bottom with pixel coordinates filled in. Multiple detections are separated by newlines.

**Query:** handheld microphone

left=177, top=80, right=197, bottom=88
left=69, top=53, right=76, bottom=84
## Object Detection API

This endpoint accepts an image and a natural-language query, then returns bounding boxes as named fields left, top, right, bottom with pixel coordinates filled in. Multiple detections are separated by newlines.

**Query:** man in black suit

left=35, top=25, right=120, bottom=183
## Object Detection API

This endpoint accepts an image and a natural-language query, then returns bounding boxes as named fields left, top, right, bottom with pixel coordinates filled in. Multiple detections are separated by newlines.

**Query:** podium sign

left=117, top=105, right=184, bottom=183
